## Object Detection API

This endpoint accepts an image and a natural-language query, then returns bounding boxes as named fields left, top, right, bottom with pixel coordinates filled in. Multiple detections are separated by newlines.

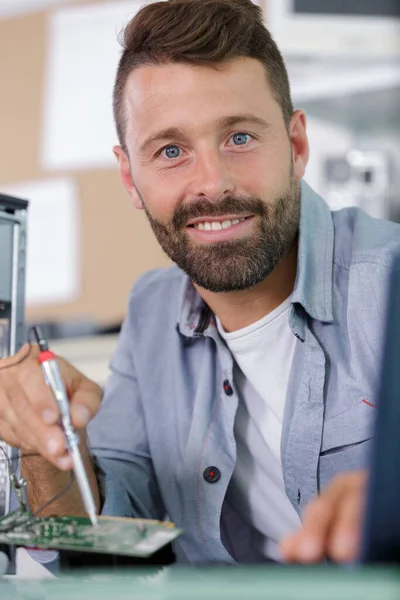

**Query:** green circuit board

left=0, top=510, right=182, bottom=557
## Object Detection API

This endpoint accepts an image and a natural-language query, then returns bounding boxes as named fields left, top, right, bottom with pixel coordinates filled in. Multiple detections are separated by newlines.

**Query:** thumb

left=69, top=383, right=102, bottom=429
left=55, top=356, right=102, bottom=428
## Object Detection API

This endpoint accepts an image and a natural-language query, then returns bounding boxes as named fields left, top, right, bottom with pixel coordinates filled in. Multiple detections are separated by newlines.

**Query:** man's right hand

left=0, top=343, right=102, bottom=469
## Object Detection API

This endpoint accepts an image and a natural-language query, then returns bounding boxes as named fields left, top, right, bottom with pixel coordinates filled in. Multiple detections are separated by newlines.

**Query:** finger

left=69, top=389, right=100, bottom=428
left=280, top=501, right=332, bottom=563
left=0, top=388, right=40, bottom=452
left=0, top=344, right=33, bottom=368
left=280, top=530, right=303, bottom=562
left=282, top=479, right=347, bottom=563
left=19, top=351, right=101, bottom=428
left=327, top=481, right=366, bottom=563
left=0, top=418, right=32, bottom=451
left=55, top=451, right=73, bottom=471
left=59, top=361, right=102, bottom=428
left=16, top=350, right=62, bottom=424
left=0, top=377, right=67, bottom=465
left=2, top=420, right=37, bottom=453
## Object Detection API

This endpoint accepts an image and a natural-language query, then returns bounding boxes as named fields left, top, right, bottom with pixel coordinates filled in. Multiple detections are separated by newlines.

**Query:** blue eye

left=162, top=145, right=180, bottom=159
left=232, top=133, right=250, bottom=146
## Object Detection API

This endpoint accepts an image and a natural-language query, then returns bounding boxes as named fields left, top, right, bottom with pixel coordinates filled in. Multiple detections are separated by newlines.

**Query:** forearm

left=20, top=434, right=100, bottom=517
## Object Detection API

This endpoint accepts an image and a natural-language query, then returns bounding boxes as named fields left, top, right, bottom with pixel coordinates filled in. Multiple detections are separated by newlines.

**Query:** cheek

left=231, top=145, right=290, bottom=196
left=134, top=171, right=180, bottom=222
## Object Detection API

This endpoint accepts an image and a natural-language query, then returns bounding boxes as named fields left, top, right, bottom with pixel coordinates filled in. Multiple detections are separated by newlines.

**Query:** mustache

left=172, top=196, right=266, bottom=230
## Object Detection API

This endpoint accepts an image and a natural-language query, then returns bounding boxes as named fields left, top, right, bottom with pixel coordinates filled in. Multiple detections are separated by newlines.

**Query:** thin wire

left=2, top=471, right=75, bottom=535
left=32, top=471, right=74, bottom=517
left=0, top=325, right=46, bottom=371
left=0, top=455, right=89, bottom=514
left=0, top=471, right=75, bottom=534
left=0, top=453, right=40, bottom=463
left=0, top=452, right=75, bottom=534
left=0, top=444, right=75, bottom=521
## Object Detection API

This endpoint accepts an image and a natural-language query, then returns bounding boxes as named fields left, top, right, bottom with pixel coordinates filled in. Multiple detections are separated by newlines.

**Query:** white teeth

left=211, top=222, right=222, bottom=231
left=194, top=217, right=246, bottom=231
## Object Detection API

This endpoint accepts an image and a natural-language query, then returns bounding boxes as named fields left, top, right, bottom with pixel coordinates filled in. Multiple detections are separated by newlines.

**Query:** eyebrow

left=139, top=127, right=187, bottom=155
left=216, top=114, right=272, bottom=130
left=138, top=114, right=271, bottom=155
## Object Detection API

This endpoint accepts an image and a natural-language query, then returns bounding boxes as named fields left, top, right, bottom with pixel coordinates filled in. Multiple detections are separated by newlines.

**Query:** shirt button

left=223, top=379, right=233, bottom=396
left=203, top=466, right=221, bottom=483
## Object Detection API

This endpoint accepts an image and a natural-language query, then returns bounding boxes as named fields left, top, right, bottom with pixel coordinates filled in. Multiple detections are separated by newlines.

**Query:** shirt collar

left=177, top=275, right=212, bottom=337
left=291, top=180, right=334, bottom=323
left=177, top=180, right=334, bottom=337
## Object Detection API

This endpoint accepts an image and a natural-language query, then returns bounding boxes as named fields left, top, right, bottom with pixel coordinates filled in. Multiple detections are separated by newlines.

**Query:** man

left=0, top=0, right=399, bottom=566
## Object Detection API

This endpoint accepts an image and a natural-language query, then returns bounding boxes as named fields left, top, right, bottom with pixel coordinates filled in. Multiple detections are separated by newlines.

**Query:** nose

left=188, top=147, right=236, bottom=202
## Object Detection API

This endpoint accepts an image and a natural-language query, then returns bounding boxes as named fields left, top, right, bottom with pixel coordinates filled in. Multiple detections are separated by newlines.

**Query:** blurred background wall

left=0, top=0, right=172, bottom=332
left=0, top=0, right=399, bottom=338
left=1, top=1, right=398, bottom=578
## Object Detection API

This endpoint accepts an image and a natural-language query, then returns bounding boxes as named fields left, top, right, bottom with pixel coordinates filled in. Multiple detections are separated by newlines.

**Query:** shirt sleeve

left=87, top=298, right=166, bottom=521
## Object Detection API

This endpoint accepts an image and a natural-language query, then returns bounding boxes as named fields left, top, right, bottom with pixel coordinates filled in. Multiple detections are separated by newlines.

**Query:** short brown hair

left=113, top=0, right=293, bottom=151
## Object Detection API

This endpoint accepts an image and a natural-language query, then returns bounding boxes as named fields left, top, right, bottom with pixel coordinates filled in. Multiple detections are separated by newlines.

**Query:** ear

left=113, top=145, right=144, bottom=210
left=289, top=110, right=309, bottom=180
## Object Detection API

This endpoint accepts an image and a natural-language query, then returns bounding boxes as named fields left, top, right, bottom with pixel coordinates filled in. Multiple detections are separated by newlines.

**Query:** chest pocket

left=318, top=399, right=376, bottom=491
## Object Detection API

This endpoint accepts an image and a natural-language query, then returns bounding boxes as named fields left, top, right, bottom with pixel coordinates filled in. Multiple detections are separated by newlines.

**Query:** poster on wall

left=41, top=1, right=144, bottom=172
left=1, top=178, right=80, bottom=306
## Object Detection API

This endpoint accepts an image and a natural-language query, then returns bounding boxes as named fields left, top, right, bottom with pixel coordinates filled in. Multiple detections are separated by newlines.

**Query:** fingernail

left=42, top=409, right=58, bottom=424
left=46, top=437, right=63, bottom=455
left=73, top=404, right=90, bottom=427
left=58, top=456, right=72, bottom=470
left=299, top=538, right=321, bottom=560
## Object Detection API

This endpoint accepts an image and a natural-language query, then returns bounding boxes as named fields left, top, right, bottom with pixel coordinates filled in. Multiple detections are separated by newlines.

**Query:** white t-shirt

left=216, top=297, right=302, bottom=561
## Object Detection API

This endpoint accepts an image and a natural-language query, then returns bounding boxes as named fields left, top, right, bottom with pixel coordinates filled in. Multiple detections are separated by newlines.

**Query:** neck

left=194, top=238, right=298, bottom=333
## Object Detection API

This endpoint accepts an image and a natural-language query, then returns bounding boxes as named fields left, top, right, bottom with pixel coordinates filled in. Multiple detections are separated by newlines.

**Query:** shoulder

left=332, top=208, right=400, bottom=326
left=110, top=266, right=186, bottom=368
left=130, top=265, right=184, bottom=301
left=125, top=265, right=186, bottom=326
left=332, top=207, right=400, bottom=272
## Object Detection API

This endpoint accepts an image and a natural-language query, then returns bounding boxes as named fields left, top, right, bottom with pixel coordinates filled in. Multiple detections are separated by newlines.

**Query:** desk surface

left=1, top=565, right=400, bottom=600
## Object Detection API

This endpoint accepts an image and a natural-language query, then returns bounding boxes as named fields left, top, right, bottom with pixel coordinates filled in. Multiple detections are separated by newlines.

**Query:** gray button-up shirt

left=88, top=181, right=400, bottom=565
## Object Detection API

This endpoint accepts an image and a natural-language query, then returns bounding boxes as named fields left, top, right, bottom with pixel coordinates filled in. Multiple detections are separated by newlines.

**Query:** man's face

left=117, top=57, right=308, bottom=292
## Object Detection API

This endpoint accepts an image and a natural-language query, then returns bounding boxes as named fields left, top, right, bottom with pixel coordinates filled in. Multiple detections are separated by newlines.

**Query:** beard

left=140, top=172, right=301, bottom=293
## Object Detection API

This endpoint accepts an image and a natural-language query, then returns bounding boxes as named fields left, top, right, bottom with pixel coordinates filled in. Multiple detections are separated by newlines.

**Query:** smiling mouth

left=187, top=216, right=251, bottom=231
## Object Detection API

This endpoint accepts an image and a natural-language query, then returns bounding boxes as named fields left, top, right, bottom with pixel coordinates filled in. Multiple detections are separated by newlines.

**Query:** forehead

left=123, top=57, right=280, bottom=138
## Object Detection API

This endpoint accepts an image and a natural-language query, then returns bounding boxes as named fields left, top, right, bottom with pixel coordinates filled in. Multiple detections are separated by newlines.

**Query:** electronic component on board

left=0, top=510, right=182, bottom=558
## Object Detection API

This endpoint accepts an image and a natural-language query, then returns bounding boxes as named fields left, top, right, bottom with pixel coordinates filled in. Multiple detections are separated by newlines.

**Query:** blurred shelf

left=50, top=334, right=119, bottom=387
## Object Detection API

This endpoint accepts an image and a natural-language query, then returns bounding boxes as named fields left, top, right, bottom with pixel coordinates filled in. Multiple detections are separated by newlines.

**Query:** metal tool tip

left=89, top=514, right=99, bottom=527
